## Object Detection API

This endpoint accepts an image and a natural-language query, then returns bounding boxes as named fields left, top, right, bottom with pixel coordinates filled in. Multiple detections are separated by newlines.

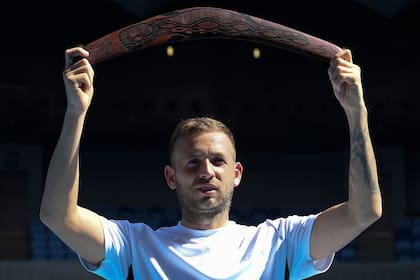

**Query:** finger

left=68, top=63, right=94, bottom=84
left=329, top=53, right=352, bottom=71
left=336, top=72, right=359, bottom=86
left=329, top=60, right=346, bottom=77
left=336, top=65, right=354, bottom=74
left=64, top=47, right=89, bottom=69
left=65, top=67, right=94, bottom=89
left=63, top=59, right=94, bottom=86
left=329, top=58, right=355, bottom=82
left=330, top=66, right=350, bottom=85
left=71, top=72, right=93, bottom=91
left=336, top=57, right=354, bottom=67
left=336, top=48, right=353, bottom=64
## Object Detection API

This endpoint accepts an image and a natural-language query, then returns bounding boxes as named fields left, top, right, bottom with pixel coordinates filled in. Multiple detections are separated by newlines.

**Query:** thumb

left=340, top=48, right=353, bottom=63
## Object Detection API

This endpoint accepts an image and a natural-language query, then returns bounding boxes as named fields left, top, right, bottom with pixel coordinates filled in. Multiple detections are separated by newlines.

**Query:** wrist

left=64, top=108, right=88, bottom=122
left=345, top=102, right=367, bottom=120
left=346, top=106, right=369, bottom=133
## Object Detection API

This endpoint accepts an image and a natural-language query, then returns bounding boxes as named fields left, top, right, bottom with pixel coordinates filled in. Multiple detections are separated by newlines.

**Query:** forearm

left=40, top=111, right=87, bottom=227
left=346, top=108, right=382, bottom=227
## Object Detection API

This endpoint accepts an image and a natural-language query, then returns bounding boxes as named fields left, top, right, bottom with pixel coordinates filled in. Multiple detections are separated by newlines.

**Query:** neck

left=180, top=210, right=230, bottom=230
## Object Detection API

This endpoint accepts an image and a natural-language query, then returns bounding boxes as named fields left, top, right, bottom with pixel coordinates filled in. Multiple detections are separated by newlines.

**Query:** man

left=40, top=46, right=382, bottom=279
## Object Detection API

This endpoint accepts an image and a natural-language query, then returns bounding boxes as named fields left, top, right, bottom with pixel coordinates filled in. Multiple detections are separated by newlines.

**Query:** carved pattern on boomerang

left=83, top=7, right=342, bottom=65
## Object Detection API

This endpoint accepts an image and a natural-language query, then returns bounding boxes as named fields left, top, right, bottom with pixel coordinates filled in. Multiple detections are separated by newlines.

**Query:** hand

left=328, top=49, right=365, bottom=114
left=62, top=47, right=95, bottom=115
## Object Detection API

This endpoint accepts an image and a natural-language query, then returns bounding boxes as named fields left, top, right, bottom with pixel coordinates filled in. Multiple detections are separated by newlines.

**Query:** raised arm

left=310, top=49, right=382, bottom=260
left=39, top=47, right=104, bottom=265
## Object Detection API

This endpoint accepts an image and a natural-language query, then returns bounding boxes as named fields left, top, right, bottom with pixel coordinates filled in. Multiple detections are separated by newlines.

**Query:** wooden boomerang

left=82, top=6, right=342, bottom=65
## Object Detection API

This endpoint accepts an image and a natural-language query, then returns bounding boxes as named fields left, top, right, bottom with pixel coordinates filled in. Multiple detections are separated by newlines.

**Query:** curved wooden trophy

left=82, top=7, right=342, bottom=65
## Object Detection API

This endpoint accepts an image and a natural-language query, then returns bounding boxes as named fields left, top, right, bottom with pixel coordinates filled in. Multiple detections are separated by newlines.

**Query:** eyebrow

left=186, top=151, right=228, bottom=159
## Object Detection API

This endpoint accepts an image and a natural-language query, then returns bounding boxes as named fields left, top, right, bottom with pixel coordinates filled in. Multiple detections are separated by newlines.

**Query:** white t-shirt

left=80, top=214, right=334, bottom=280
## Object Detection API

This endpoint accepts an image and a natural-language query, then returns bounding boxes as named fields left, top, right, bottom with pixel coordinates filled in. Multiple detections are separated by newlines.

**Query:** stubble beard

left=175, top=182, right=234, bottom=221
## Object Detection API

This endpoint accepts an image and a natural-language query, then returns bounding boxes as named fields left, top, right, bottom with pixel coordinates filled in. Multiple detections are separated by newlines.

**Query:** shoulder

left=99, top=216, right=156, bottom=237
left=283, top=214, right=318, bottom=228
left=254, top=214, right=318, bottom=236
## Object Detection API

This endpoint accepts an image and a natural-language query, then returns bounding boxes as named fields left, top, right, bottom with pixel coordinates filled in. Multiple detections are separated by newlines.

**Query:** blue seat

left=396, top=239, right=412, bottom=254
left=412, top=220, right=420, bottom=240
left=230, top=207, right=254, bottom=225
left=395, top=218, right=413, bottom=240
left=336, top=247, right=356, bottom=262
left=412, top=240, right=420, bottom=255
left=30, top=218, right=49, bottom=260
left=31, top=240, right=49, bottom=260
left=397, top=254, right=413, bottom=262
left=395, top=239, right=412, bottom=262
left=46, top=232, right=67, bottom=260
left=336, top=238, right=357, bottom=262
left=162, top=207, right=181, bottom=226
left=144, top=207, right=165, bottom=229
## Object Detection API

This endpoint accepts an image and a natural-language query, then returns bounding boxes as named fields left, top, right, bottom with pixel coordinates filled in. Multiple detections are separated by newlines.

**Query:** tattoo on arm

left=350, top=127, right=380, bottom=194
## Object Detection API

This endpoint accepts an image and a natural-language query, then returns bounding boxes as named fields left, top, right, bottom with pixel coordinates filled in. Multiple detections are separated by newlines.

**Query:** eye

left=186, top=158, right=200, bottom=166
left=212, top=157, right=226, bottom=166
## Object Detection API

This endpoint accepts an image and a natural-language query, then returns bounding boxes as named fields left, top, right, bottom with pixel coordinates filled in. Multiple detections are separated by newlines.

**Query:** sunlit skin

left=164, top=132, right=243, bottom=230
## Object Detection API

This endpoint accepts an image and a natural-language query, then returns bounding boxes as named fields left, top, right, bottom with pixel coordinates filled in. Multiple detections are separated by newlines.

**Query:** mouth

left=196, top=184, right=218, bottom=195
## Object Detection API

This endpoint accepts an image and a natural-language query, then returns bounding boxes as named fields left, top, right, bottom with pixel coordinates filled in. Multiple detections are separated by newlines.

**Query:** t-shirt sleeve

left=78, top=216, right=132, bottom=280
left=285, top=214, right=334, bottom=280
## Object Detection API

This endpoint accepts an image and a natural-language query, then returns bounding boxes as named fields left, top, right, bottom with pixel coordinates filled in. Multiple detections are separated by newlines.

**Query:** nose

left=200, top=159, right=214, bottom=179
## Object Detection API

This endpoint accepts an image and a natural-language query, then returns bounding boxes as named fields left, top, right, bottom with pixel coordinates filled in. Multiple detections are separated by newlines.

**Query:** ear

left=164, top=165, right=177, bottom=190
left=233, top=162, right=243, bottom=188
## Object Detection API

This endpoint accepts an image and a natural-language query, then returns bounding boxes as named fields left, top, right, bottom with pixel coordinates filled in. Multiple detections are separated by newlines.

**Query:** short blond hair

left=168, top=117, right=236, bottom=165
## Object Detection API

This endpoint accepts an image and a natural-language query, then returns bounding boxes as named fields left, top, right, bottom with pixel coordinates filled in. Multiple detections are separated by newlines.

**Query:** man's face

left=164, top=131, right=243, bottom=220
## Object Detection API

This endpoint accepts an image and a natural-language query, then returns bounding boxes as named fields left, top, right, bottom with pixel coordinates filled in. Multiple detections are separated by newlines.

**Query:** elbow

left=352, top=179, right=383, bottom=221
left=39, top=191, right=55, bottom=227
left=39, top=203, right=64, bottom=230
left=372, top=203, right=382, bottom=222
left=354, top=209, right=381, bottom=230
left=370, top=194, right=383, bottom=222
left=360, top=200, right=383, bottom=228
left=39, top=202, right=78, bottom=232
left=39, top=205, right=55, bottom=228
left=366, top=206, right=382, bottom=226
left=349, top=196, right=382, bottom=229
